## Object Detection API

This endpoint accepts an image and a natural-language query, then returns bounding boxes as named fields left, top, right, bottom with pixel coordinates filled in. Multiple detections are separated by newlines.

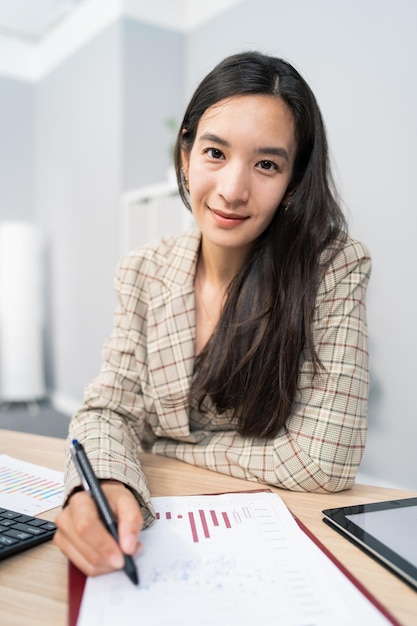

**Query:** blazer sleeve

left=63, top=252, right=156, bottom=526
left=153, top=237, right=371, bottom=493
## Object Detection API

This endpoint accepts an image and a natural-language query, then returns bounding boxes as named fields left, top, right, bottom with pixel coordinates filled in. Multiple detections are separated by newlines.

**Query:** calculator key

left=0, top=519, right=15, bottom=527
left=27, top=519, right=46, bottom=527
left=0, top=511, right=20, bottom=520
left=0, top=534, right=18, bottom=546
left=15, top=514, right=33, bottom=523
left=13, top=523, right=46, bottom=536
left=4, top=529, right=32, bottom=540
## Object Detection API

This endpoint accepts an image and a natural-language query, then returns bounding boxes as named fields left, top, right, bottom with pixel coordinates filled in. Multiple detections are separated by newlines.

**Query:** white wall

left=0, top=77, right=34, bottom=220
left=35, top=22, right=124, bottom=407
left=32, top=18, right=184, bottom=411
left=122, top=19, right=184, bottom=190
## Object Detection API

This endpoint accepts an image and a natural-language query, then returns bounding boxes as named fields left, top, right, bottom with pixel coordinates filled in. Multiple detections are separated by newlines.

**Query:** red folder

left=68, top=496, right=401, bottom=626
left=68, top=561, right=86, bottom=626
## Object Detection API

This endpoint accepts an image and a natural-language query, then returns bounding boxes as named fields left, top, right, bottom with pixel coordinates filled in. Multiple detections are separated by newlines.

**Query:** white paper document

left=77, top=491, right=391, bottom=626
left=0, top=454, right=64, bottom=514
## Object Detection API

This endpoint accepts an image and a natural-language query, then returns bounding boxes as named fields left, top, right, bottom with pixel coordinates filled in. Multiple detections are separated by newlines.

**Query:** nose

left=217, top=161, right=249, bottom=206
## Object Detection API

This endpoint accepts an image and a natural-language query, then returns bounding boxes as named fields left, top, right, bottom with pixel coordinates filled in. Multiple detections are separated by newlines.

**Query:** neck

left=198, top=237, right=251, bottom=287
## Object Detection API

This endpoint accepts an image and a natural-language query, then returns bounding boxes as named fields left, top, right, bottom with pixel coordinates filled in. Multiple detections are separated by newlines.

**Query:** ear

left=281, top=194, right=291, bottom=208
left=282, top=182, right=295, bottom=206
left=180, top=129, right=190, bottom=181
left=181, top=149, right=190, bottom=182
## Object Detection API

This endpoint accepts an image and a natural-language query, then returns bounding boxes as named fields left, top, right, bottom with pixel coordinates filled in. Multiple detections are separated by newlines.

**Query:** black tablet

left=322, top=497, right=417, bottom=590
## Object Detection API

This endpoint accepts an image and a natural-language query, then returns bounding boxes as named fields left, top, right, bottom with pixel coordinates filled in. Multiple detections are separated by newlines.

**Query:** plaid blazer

left=65, top=230, right=371, bottom=525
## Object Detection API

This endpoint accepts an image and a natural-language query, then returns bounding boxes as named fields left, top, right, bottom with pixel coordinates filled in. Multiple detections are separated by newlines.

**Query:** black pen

left=70, top=439, right=139, bottom=586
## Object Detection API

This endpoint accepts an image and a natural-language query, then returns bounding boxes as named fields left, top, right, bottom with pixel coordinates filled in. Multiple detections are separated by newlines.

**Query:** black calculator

left=0, top=507, right=56, bottom=560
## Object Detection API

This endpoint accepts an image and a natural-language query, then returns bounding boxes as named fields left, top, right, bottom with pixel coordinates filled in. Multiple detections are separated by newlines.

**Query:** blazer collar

left=159, top=228, right=201, bottom=291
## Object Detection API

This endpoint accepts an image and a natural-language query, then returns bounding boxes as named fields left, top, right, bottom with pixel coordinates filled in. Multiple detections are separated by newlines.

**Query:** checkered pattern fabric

left=64, top=229, right=371, bottom=526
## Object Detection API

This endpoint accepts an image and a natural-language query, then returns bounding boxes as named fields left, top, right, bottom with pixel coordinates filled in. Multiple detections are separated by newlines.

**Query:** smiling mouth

left=209, top=208, right=249, bottom=221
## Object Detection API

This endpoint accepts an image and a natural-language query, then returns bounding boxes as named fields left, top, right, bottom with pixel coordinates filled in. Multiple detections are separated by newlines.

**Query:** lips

left=209, top=207, right=249, bottom=221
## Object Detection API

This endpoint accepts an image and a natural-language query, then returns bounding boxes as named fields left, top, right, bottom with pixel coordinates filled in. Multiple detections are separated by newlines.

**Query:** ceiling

left=0, top=0, right=86, bottom=43
left=0, top=0, right=244, bottom=81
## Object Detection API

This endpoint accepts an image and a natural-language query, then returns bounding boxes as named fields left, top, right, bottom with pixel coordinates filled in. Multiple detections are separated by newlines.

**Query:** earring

left=285, top=201, right=291, bottom=211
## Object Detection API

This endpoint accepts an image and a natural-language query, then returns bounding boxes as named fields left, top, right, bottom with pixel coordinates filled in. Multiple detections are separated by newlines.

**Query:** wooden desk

left=1, top=429, right=416, bottom=625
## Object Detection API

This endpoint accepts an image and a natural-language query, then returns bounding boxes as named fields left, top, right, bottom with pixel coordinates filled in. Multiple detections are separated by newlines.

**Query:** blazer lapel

left=147, top=231, right=200, bottom=438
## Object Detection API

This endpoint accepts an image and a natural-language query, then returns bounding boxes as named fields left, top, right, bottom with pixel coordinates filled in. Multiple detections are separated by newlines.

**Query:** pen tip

left=124, top=557, right=139, bottom=586
left=72, top=439, right=78, bottom=445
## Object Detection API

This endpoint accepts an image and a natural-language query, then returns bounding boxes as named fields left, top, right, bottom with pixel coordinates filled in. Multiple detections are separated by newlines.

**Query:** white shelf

left=119, top=181, right=194, bottom=255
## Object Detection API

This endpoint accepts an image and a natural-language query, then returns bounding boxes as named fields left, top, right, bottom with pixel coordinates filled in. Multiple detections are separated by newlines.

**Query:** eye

left=204, top=147, right=225, bottom=160
left=257, top=159, right=278, bottom=171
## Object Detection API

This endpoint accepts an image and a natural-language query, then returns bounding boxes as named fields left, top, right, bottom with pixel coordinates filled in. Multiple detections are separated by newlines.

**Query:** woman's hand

left=54, top=480, right=143, bottom=577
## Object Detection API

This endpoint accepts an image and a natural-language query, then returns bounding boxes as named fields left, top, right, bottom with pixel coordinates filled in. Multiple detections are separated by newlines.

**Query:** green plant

left=165, top=117, right=178, bottom=163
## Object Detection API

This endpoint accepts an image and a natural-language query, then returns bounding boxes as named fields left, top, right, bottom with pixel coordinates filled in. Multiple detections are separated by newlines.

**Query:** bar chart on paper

left=0, top=455, right=64, bottom=514
left=77, top=492, right=392, bottom=626
left=154, top=494, right=284, bottom=545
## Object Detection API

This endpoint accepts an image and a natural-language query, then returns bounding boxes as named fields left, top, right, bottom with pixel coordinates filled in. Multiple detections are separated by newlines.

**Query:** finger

left=55, top=494, right=124, bottom=572
left=54, top=526, right=117, bottom=577
left=55, top=491, right=124, bottom=573
left=103, top=484, right=144, bottom=555
left=72, top=493, right=126, bottom=566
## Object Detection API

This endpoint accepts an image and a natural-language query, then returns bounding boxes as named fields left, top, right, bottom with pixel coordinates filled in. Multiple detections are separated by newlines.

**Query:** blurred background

left=0, top=0, right=415, bottom=490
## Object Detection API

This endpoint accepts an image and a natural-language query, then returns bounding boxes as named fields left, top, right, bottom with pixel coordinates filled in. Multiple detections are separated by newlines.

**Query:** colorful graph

left=0, top=455, right=64, bottom=514
left=0, top=466, right=63, bottom=500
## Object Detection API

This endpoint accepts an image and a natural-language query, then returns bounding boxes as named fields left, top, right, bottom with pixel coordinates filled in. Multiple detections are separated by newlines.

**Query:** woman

left=54, top=51, right=371, bottom=577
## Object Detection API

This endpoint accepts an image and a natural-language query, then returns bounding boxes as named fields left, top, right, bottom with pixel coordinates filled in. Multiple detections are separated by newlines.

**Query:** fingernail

left=123, top=534, right=138, bottom=554
left=109, top=552, right=124, bottom=569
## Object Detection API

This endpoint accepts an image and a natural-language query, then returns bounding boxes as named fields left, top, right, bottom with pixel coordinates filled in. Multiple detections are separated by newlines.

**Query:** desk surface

left=1, top=428, right=416, bottom=626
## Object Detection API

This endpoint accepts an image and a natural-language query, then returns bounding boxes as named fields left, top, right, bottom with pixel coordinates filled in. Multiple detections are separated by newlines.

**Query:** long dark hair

left=174, top=51, right=347, bottom=438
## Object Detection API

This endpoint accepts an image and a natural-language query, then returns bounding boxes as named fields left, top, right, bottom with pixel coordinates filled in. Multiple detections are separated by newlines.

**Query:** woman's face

left=182, top=94, right=297, bottom=256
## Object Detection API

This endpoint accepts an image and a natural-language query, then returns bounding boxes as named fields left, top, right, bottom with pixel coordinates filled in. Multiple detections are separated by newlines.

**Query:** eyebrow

left=198, top=133, right=290, bottom=162
left=199, top=133, right=229, bottom=147
left=255, top=146, right=289, bottom=162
